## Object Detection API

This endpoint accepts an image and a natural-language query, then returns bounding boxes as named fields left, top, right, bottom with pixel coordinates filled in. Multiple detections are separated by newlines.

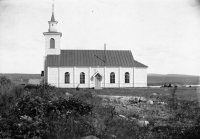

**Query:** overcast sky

left=0, top=0, right=200, bottom=76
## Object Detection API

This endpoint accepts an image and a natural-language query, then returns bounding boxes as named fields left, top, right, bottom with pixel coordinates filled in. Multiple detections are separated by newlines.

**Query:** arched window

left=125, top=72, right=129, bottom=83
left=50, top=38, right=55, bottom=48
left=80, top=72, right=85, bottom=84
left=65, top=72, right=70, bottom=84
left=110, top=72, right=115, bottom=83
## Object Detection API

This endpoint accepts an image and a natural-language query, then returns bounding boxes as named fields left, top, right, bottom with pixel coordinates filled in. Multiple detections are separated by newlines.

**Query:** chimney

left=104, top=43, right=106, bottom=50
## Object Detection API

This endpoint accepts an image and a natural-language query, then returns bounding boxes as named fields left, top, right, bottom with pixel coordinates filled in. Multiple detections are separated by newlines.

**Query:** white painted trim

left=119, top=67, right=121, bottom=88
left=58, top=67, right=60, bottom=87
left=133, top=67, right=135, bottom=87
left=104, top=67, right=106, bottom=88
left=43, top=56, right=46, bottom=85
left=134, top=67, right=148, bottom=69
left=73, top=67, right=76, bottom=88
left=47, top=67, right=49, bottom=83
left=89, top=67, right=91, bottom=88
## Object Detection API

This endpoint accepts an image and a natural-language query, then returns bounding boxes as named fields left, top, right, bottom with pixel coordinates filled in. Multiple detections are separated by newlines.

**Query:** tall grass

left=1, top=76, right=200, bottom=138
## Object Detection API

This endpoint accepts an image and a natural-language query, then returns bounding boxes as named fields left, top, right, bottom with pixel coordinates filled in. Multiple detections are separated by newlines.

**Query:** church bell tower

left=43, top=2, right=62, bottom=56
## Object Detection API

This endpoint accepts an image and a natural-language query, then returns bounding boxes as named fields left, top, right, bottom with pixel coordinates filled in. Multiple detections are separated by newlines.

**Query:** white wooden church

left=43, top=11, right=148, bottom=89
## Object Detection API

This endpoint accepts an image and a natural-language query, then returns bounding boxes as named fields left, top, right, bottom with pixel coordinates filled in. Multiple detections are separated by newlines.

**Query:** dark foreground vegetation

left=0, top=76, right=200, bottom=139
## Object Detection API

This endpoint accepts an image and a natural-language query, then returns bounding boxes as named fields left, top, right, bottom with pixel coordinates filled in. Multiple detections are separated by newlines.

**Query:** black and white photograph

left=0, top=0, right=200, bottom=138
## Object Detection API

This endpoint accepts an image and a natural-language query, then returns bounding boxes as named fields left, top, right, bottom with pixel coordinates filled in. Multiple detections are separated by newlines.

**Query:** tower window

left=80, top=72, right=85, bottom=84
left=50, top=38, right=55, bottom=48
left=65, top=72, right=70, bottom=84
left=125, top=72, right=130, bottom=83
left=110, top=72, right=115, bottom=83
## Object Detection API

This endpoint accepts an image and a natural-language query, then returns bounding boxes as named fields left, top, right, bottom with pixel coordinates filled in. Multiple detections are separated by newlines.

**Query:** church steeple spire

left=50, top=0, right=55, bottom=22
left=52, top=0, right=54, bottom=13
left=48, top=0, right=58, bottom=32
left=51, top=13, right=55, bottom=22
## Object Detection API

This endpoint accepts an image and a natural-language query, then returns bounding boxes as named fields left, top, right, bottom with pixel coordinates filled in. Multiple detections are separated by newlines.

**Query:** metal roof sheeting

left=46, top=50, right=147, bottom=68
left=134, top=60, right=148, bottom=68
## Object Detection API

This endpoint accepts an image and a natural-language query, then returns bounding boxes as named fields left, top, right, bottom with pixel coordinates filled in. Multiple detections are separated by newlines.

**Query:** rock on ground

left=137, top=120, right=149, bottom=127
left=147, top=100, right=154, bottom=104
left=81, top=135, right=99, bottom=139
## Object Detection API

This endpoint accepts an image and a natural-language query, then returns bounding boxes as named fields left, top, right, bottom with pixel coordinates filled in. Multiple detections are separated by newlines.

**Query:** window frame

left=50, top=38, right=55, bottom=49
left=80, top=72, right=85, bottom=84
left=65, top=72, right=70, bottom=84
left=125, top=72, right=130, bottom=83
left=110, top=72, right=115, bottom=83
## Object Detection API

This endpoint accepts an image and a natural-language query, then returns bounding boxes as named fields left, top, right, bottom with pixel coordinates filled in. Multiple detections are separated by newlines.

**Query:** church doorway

left=95, top=74, right=102, bottom=89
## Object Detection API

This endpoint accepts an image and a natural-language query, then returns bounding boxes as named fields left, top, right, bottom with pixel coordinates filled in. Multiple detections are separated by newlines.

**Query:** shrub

left=0, top=76, right=13, bottom=95
left=0, top=94, right=94, bottom=139
left=1, top=85, right=200, bottom=138
left=0, top=77, right=25, bottom=118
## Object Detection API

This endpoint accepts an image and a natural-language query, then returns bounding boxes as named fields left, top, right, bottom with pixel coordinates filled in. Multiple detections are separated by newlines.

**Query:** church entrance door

left=95, top=74, right=102, bottom=89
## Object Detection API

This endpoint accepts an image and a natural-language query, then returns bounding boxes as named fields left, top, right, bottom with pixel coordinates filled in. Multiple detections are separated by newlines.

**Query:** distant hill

left=148, top=74, right=200, bottom=86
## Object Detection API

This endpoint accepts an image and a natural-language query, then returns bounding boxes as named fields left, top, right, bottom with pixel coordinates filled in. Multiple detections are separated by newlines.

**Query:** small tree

left=0, top=76, right=11, bottom=94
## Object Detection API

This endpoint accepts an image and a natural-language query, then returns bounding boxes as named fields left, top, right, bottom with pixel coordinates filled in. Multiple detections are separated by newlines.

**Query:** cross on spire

left=50, top=0, right=55, bottom=22
left=52, top=0, right=54, bottom=13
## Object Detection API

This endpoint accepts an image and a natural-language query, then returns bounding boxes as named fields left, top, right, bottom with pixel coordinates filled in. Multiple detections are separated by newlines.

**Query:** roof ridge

left=60, top=49, right=130, bottom=51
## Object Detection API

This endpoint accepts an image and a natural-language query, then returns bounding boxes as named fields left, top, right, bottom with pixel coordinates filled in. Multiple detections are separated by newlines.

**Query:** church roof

left=134, top=60, right=148, bottom=67
left=46, top=50, right=148, bottom=68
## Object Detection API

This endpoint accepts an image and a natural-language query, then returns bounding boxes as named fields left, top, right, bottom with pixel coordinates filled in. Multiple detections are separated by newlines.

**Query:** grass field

left=60, top=87, right=199, bottom=100
left=57, top=87, right=200, bottom=138
left=1, top=79, right=200, bottom=138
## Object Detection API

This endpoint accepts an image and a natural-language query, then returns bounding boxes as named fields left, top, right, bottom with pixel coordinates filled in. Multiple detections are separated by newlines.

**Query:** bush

left=0, top=94, right=94, bottom=139
left=1, top=84, right=200, bottom=138
left=0, top=77, right=25, bottom=118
